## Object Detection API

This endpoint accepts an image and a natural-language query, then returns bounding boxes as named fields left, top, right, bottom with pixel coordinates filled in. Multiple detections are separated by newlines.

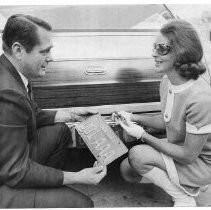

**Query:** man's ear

left=11, top=42, right=25, bottom=60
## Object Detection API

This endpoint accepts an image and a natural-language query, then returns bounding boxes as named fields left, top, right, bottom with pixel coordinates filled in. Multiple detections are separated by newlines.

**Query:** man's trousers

left=0, top=123, right=93, bottom=208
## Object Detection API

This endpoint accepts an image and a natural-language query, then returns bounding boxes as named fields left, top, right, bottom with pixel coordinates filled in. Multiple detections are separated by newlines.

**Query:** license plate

left=75, top=114, right=128, bottom=165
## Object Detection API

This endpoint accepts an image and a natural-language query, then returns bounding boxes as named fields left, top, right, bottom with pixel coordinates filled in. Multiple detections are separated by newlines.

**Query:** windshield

left=0, top=4, right=173, bottom=31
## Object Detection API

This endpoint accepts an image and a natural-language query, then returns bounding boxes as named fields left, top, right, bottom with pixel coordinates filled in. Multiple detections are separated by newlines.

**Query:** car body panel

left=32, top=32, right=162, bottom=108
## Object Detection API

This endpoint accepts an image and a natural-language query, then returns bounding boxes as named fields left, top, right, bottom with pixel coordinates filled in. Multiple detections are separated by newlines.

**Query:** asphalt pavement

left=65, top=148, right=211, bottom=207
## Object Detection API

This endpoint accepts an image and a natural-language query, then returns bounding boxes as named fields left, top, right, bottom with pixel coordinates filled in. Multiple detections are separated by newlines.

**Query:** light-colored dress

left=160, top=75, right=211, bottom=196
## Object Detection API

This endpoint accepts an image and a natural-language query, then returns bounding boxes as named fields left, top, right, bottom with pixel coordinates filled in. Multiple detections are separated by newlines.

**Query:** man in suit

left=0, top=14, right=107, bottom=208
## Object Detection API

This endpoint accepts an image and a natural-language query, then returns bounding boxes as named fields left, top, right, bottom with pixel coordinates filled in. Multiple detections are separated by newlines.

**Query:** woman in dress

left=114, top=19, right=211, bottom=207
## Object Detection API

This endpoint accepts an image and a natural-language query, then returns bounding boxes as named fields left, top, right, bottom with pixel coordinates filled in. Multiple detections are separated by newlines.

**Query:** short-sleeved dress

left=160, top=75, right=211, bottom=196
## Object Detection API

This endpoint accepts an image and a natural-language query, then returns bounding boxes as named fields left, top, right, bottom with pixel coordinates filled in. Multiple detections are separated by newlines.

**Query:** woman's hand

left=113, top=112, right=145, bottom=139
left=119, top=120, right=145, bottom=139
left=112, top=111, right=132, bottom=123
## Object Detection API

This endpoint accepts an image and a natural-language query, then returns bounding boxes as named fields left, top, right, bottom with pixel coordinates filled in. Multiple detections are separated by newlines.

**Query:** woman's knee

left=128, top=145, right=156, bottom=174
left=120, top=158, right=141, bottom=183
left=120, top=158, right=134, bottom=182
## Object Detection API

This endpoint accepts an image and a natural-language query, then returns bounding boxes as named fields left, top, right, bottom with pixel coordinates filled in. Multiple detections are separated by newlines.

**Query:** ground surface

left=65, top=148, right=211, bottom=207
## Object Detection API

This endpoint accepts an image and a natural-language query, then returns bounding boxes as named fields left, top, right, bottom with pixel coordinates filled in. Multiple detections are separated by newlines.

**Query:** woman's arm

left=131, top=113, right=166, bottom=131
left=117, top=117, right=208, bottom=164
left=142, top=132, right=208, bottom=164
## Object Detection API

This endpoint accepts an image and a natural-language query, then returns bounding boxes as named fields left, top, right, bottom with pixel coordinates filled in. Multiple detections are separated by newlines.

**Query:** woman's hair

left=160, top=19, right=206, bottom=80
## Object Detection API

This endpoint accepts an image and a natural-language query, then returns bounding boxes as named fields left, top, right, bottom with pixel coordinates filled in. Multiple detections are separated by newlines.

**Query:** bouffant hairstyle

left=160, top=19, right=206, bottom=80
left=2, top=14, right=52, bottom=54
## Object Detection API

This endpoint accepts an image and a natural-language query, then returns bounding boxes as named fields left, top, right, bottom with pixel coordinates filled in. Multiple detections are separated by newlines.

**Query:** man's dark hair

left=2, top=14, right=52, bottom=54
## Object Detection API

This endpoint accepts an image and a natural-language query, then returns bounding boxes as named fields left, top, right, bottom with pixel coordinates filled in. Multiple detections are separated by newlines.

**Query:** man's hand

left=63, top=164, right=107, bottom=185
left=76, top=164, right=107, bottom=185
left=71, top=108, right=98, bottom=122
left=54, top=108, right=98, bottom=123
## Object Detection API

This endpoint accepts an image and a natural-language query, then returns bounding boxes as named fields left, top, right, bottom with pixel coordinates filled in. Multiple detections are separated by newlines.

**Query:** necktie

left=27, top=83, right=33, bottom=101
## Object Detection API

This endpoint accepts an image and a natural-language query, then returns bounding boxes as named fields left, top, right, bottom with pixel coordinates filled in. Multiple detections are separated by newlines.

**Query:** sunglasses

left=153, top=43, right=172, bottom=56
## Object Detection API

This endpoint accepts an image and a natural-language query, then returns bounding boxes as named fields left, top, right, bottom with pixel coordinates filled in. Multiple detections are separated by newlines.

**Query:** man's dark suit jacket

left=0, top=54, right=64, bottom=201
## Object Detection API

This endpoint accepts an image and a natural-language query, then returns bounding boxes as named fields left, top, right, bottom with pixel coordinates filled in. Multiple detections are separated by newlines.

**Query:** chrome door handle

left=85, top=65, right=107, bottom=76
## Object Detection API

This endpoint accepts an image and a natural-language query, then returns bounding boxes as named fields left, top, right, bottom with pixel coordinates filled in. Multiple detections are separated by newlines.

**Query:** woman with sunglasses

left=114, top=19, right=211, bottom=207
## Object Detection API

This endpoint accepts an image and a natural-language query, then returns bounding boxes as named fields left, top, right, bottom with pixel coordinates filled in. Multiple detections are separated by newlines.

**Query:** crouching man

left=0, top=14, right=106, bottom=208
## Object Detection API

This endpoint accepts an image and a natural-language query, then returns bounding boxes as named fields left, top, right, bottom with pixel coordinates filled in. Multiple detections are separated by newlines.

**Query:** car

left=0, top=4, right=210, bottom=148
left=201, top=10, right=211, bottom=41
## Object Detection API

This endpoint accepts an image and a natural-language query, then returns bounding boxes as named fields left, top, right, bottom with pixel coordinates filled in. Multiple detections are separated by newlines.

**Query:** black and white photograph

left=0, top=0, right=211, bottom=208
